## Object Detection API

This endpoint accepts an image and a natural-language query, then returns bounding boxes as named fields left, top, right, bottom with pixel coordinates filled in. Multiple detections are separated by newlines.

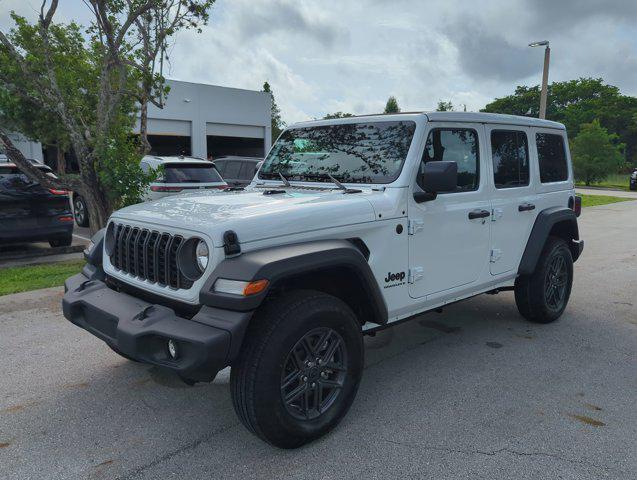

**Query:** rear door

left=408, top=122, right=492, bottom=298
left=486, top=126, right=539, bottom=275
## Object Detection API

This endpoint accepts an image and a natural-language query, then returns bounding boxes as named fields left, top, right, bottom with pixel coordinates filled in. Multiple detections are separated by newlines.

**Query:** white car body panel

left=104, top=112, right=575, bottom=321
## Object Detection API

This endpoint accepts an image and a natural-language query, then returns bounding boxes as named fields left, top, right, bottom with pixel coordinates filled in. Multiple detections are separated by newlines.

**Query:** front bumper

left=62, top=272, right=252, bottom=381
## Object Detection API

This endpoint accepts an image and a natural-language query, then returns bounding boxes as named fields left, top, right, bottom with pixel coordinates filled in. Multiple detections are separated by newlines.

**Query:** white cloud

left=2, top=0, right=636, bottom=123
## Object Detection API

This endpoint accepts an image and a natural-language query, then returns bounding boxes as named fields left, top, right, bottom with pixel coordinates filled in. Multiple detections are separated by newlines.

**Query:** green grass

left=0, top=260, right=85, bottom=296
left=575, top=173, right=630, bottom=191
left=580, top=194, right=632, bottom=208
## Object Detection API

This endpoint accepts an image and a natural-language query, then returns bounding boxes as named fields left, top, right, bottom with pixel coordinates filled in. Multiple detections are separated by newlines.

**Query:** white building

left=9, top=80, right=272, bottom=165
left=137, top=80, right=272, bottom=159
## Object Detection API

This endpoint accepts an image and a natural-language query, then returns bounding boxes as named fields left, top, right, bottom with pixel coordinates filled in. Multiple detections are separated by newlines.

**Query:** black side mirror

left=414, top=161, right=457, bottom=203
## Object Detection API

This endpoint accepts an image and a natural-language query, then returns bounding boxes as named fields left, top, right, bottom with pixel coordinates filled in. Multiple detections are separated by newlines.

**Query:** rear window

left=536, top=133, right=568, bottom=183
left=0, top=166, right=53, bottom=181
left=222, top=161, right=242, bottom=178
left=160, top=163, right=223, bottom=183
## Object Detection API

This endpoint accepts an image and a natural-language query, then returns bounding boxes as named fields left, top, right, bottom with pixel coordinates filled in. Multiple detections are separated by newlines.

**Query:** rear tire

left=230, top=290, right=364, bottom=449
left=49, top=235, right=72, bottom=248
left=515, top=236, right=573, bottom=323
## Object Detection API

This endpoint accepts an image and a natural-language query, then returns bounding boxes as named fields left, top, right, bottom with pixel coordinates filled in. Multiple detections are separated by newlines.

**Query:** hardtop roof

left=291, top=111, right=565, bottom=130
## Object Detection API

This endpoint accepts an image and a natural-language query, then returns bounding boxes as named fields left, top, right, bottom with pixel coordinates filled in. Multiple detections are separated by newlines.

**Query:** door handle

left=518, top=203, right=536, bottom=212
left=468, top=209, right=491, bottom=219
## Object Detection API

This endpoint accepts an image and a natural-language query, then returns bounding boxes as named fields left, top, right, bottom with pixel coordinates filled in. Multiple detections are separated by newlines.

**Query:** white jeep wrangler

left=63, top=112, right=583, bottom=448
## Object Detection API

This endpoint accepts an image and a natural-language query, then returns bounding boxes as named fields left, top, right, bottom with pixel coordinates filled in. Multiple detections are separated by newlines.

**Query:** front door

left=485, top=127, right=539, bottom=275
left=408, top=123, right=491, bottom=299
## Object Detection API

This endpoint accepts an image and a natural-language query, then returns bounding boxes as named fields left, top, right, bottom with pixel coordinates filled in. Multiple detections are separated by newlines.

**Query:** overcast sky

left=2, top=0, right=637, bottom=123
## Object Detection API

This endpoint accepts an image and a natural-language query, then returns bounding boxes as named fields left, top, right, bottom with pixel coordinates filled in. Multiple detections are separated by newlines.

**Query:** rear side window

left=419, top=128, right=480, bottom=192
left=536, top=133, right=568, bottom=183
left=491, top=130, right=529, bottom=188
left=162, top=163, right=223, bottom=183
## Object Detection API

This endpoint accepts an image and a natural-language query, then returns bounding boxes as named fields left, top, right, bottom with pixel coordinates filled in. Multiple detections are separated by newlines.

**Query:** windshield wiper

left=278, top=172, right=291, bottom=187
left=327, top=173, right=362, bottom=194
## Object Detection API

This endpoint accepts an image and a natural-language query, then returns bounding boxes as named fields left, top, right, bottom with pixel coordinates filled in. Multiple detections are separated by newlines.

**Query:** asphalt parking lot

left=1, top=201, right=636, bottom=480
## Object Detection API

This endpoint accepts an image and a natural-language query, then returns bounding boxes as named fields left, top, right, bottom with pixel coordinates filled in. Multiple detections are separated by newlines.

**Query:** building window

left=491, top=130, right=529, bottom=188
left=536, top=133, right=568, bottom=183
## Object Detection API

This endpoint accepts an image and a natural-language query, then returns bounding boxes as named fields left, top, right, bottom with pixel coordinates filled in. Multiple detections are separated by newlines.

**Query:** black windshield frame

left=258, top=120, right=417, bottom=184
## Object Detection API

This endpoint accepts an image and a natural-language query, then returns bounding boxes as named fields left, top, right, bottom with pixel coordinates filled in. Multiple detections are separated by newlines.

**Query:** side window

left=419, top=128, right=479, bottom=192
left=536, top=133, right=568, bottom=183
left=491, top=130, right=529, bottom=188
left=223, top=161, right=242, bottom=179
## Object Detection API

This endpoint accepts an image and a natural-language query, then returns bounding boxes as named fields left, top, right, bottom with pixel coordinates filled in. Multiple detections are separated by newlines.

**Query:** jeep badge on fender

left=63, top=112, right=583, bottom=449
left=385, top=271, right=406, bottom=283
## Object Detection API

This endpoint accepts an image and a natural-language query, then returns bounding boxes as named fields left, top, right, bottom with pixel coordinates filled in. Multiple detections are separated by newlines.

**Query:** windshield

left=258, top=121, right=416, bottom=184
left=159, top=163, right=223, bottom=183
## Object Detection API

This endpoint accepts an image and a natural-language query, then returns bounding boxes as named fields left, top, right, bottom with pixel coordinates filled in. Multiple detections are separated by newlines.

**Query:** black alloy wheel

left=544, top=254, right=568, bottom=311
left=280, top=327, right=347, bottom=420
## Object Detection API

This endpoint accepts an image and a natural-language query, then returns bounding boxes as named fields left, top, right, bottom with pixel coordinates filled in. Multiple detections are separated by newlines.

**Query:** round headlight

left=196, top=240, right=209, bottom=272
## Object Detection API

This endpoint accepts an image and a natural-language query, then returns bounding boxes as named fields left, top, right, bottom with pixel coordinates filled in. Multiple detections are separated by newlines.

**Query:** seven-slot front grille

left=109, top=223, right=194, bottom=290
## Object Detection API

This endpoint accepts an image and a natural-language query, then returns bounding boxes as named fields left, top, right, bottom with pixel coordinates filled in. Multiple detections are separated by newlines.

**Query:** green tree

left=324, top=111, right=354, bottom=119
left=384, top=96, right=400, bottom=114
left=0, top=1, right=214, bottom=233
left=436, top=100, right=454, bottom=112
left=482, top=78, right=637, bottom=165
left=262, top=81, right=285, bottom=143
left=571, top=120, right=624, bottom=185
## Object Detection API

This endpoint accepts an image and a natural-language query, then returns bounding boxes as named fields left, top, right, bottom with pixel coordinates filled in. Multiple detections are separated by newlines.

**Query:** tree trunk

left=85, top=189, right=112, bottom=234
left=139, top=92, right=152, bottom=155
left=56, top=146, right=66, bottom=174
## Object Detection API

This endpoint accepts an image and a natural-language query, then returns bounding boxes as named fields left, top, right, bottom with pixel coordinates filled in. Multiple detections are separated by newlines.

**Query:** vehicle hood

left=111, top=187, right=378, bottom=246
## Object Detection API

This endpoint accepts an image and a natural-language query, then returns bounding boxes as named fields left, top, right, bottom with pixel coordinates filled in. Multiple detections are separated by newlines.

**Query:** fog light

left=167, top=339, right=178, bottom=359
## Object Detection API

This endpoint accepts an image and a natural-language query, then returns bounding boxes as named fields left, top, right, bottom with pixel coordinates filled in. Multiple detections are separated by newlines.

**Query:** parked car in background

left=630, top=168, right=637, bottom=190
left=0, top=156, right=73, bottom=247
left=142, top=156, right=228, bottom=201
left=213, top=156, right=262, bottom=187
left=73, top=156, right=228, bottom=226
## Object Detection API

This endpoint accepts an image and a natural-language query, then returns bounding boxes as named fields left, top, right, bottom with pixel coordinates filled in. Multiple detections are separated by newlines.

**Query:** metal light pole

left=529, top=40, right=550, bottom=119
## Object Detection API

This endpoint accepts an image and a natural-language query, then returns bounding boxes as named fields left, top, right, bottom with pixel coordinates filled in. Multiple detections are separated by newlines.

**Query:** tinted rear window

left=536, top=133, right=568, bottom=183
left=491, top=130, right=530, bottom=188
left=0, top=166, right=53, bottom=188
left=161, top=163, right=222, bottom=183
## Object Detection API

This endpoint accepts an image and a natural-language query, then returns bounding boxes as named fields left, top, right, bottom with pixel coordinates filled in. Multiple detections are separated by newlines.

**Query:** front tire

left=515, top=236, right=573, bottom=323
left=230, top=290, right=364, bottom=449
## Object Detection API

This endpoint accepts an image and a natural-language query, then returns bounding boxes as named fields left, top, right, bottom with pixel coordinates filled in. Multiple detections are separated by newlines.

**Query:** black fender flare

left=518, top=206, right=582, bottom=276
left=199, top=239, right=388, bottom=324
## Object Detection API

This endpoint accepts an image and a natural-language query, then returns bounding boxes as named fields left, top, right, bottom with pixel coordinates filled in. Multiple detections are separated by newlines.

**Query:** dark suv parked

left=213, top=156, right=262, bottom=187
left=630, top=168, right=636, bottom=191
left=0, top=158, right=73, bottom=247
